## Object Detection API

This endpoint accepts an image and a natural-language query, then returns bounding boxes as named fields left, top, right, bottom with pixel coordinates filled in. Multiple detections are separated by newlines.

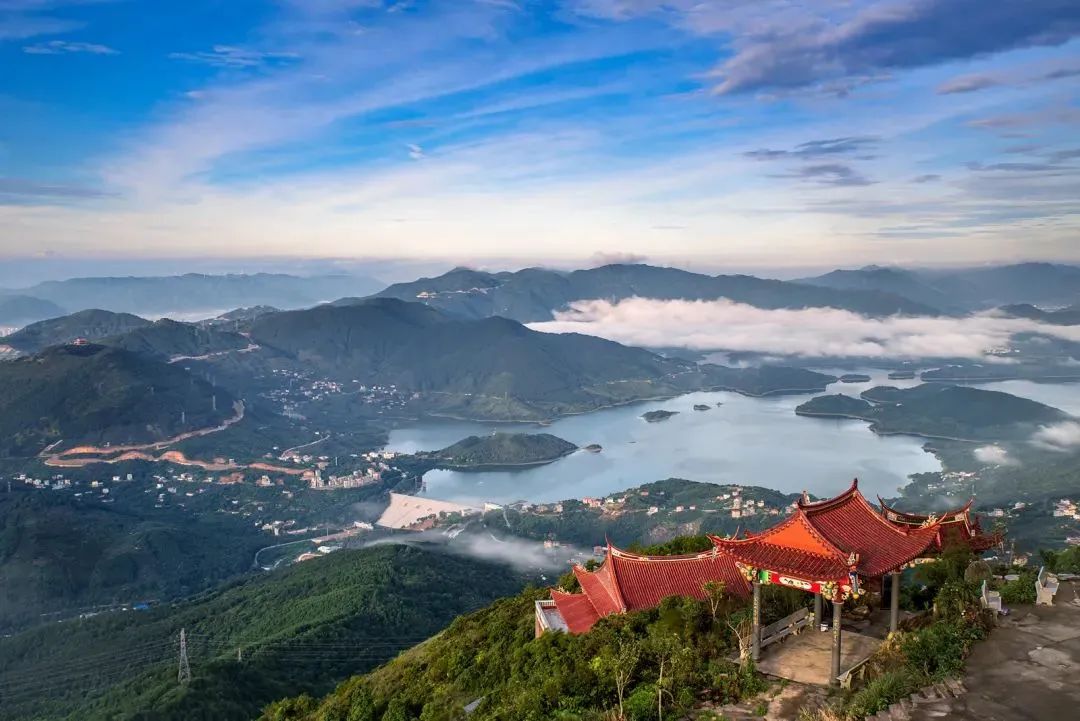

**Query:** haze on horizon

left=2, top=0, right=1078, bottom=271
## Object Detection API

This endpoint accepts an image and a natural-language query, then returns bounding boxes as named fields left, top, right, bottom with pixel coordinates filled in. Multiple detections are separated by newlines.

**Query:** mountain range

left=372, top=263, right=939, bottom=321
left=0, top=272, right=383, bottom=326
left=799, top=262, right=1080, bottom=312
left=240, top=297, right=834, bottom=420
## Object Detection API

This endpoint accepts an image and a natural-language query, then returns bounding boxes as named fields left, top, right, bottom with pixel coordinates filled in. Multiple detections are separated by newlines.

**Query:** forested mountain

left=103, top=319, right=251, bottom=360
left=371, top=263, right=939, bottom=321
left=800, top=263, right=1080, bottom=311
left=0, top=485, right=267, bottom=633
left=796, top=384, right=1070, bottom=441
left=0, top=309, right=152, bottom=354
left=0, top=545, right=531, bottom=721
left=242, top=298, right=834, bottom=420
left=8, top=272, right=383, bottom=317
left=795, top=265, right=960, bottom=312
left=0, top=294, right=67, bottom=327
left=0, top=343, right=233, bottom=456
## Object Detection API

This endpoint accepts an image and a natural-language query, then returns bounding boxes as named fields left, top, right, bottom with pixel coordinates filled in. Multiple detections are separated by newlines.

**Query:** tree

left=702, top=580, right=726, bottom=621
left=590, top=637, right=640, bottom=720
left=646, top=629, right=691, bottom=721
left=724, top=607, right=753, bottom=665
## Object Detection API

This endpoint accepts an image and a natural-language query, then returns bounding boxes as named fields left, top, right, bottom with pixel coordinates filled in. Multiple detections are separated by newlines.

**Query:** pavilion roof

left=550, top=589, right=601, bottom=635
left=877, top=496, right=1001, bottom=552
left=549, top=543, right=750, bottom=634
left=712, top=479, right=944, bottom=582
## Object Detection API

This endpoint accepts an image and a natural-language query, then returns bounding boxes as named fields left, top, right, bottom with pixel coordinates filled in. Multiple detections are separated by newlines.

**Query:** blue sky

left=1, top=0, right=1078, bottom=273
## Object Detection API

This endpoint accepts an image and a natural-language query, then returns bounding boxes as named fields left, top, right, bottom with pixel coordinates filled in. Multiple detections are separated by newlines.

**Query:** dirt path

left=41, top=401, right=247, bottom=467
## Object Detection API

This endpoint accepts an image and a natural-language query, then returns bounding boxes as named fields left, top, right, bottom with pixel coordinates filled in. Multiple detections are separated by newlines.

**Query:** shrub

left=900, top=620, right=983, bottom=680
left=842, top=669, right=920, bottom=719
left=999, top=573, right=1036, bottom=605
left=1042, top=547, right=1080, bottom=574
left=933, top=580, right=979, bottom=622
left=624, top=684, right=658, bottom=721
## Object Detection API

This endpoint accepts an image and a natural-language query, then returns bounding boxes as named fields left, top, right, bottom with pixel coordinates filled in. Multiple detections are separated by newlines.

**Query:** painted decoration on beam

left=758, top=569, right=823, bottom=594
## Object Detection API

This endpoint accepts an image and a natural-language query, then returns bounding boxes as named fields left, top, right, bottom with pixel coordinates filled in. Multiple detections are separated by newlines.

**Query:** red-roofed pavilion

left=537, top=479, right=994, bottom=686
left=708, top=479, right=947, bottom=683
left=877, top=496, right=1001, bottom=553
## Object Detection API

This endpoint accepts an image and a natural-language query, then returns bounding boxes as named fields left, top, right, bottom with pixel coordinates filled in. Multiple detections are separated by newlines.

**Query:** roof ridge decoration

left=609, top=543, right=727, bottom=562
left=797, top=478, right=860, bottom=510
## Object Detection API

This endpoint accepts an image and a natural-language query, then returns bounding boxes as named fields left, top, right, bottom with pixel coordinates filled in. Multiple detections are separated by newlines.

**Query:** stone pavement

left=755, top=627, right=882, bottom=686
left=893, top=581, right=1080, bottom=721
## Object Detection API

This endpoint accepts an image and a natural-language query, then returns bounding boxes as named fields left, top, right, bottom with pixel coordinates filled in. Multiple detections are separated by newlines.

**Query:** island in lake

left=427, top=432, right=578, bottom=469
left=795, top=384, right=1069, bottom=442
left=642, top=410, right=679, bottom=423
left=693, top=404, right=711, bottom=411
left=888, top=370, right=917, bottom=380
left=838, top=373, right=871, bottom=383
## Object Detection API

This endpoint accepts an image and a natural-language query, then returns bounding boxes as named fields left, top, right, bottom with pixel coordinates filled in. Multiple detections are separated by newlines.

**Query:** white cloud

left=1031, top=421, right=1080, bottom=451
left=23, top=39, right=116, bottom=54
left=167, top=45, right=299, bottom=68
left=529, top=297, right=1080, bottom=359
left=974, top=445, right=1016, bottom=466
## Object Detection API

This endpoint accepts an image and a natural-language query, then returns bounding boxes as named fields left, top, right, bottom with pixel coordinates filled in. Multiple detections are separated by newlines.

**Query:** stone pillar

left=751, top=580, right=762, bottom=662
left=813, top=592, right=822, bottom=627
left=830, top=599, right=842, bottom=687
left=890, top=571, right=901, bottom=633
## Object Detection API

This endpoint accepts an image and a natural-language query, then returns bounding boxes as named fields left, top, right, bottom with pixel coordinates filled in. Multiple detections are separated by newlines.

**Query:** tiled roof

left=550, top=589, right=601, bottom=634
left=552, top=545, right=751, bottom=634
left=608, top=546, right=750, bottom=610
left=877, top=497, right=1001, bottom=552
left=574, top=561, right=623, bottom=616
left=799, top=480, right=941, bottom=577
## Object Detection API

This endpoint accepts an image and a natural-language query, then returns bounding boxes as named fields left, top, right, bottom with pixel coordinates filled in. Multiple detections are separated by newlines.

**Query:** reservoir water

left=385, top=371, right=932, bottom=506
left=386, top=370, right=1080, bottom=507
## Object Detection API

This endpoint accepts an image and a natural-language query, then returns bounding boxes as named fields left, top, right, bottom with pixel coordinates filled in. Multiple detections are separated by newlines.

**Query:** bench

left=1036, top=566, right=1060, bottom=606
left=760, top=607, right=812, bottom=649
left=980, top=579, right=1003, bottom=614
left=837, top=655, right=873, bottom=691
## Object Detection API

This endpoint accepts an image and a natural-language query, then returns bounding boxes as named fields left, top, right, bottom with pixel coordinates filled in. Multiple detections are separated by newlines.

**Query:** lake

left=385, top=370, right=943, bottom=506
left=386, top=370, right=1080, bottom=507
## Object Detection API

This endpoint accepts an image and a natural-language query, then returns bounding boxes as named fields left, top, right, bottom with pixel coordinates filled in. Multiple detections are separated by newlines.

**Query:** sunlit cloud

left=530, top=297, right=1080, bottom=359
left=973, top=445, right=1017, bottom=466
left=1031, top=421, right=1080, bottom=451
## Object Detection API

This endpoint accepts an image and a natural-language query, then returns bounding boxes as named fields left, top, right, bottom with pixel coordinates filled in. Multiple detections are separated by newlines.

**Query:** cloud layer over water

left=531, top=297, right=1080, bottom=359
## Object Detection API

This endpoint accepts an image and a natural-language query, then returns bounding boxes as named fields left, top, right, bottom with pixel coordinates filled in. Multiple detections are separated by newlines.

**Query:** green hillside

left=1, top=308, right=151, bottom=354
left=104, top=318, right=250, bottom=360
left=0, top=344, right=233, bottom=456
left=0, top=545, right=530, bottom=721
left=257, top=538, right=789, bottom=721
left=0, top=485, right=266, bottom=633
